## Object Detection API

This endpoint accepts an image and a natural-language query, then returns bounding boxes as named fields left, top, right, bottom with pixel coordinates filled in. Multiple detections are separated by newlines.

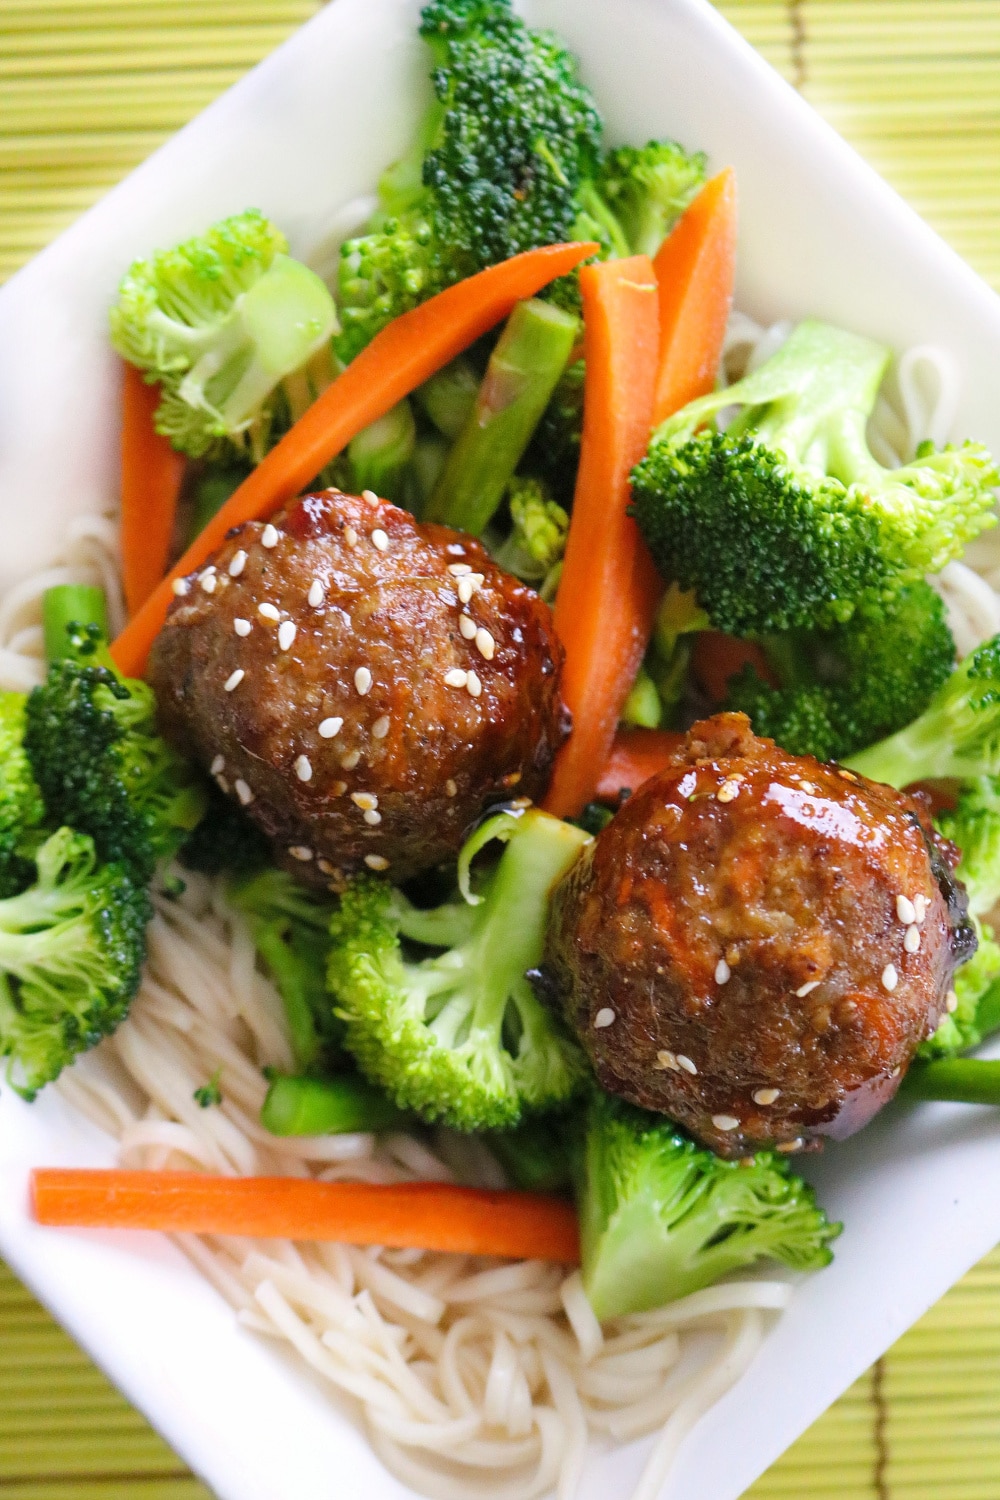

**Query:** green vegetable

left=109, top=208, right=338, bottom=461
left=901, top=1057, right=1000, bottom=1106
left=725, top=582, right=956, bottom=762
left=521, top=359, right=585, bottom=507
left=346, top=398, right=417, bottom=505
left=591, top=140, right=707, bottom=259
left=180, top=782, right=269, bottom=878
left=920, top=932, right=1000, bottom=1059
left=194, top=1069, right=223, bottom=1108
left=486, top=1111, right=575, bottom=1194
left=415, top=357, right=480, bottom=440
left=0, top=828, right=149, bottom=1099
left=630, top=320, right=999, bottom=637
left=622, top=667, right=663, bottom=730
left=425, top=298, right=579, bottom=533
left=492, top=477, right=569, bottom=583
left=328, top=808, right=590, bottom=1130
left=42, top=585, right=109, bottom=667
left=186, top=460, right=253, bottom=544
left=0, top=692, right=46, bottom=900
left=578, top=1091, right=840, bottom=1319
left=261, top=1072, right=408, bottom=1136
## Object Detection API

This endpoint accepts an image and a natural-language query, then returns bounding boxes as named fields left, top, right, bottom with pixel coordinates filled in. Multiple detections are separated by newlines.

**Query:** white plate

left=3, top=2, right=1000, bottom=1497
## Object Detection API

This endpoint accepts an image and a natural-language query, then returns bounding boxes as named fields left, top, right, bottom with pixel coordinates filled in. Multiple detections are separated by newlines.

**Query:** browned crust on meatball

left=148, top=490, right=569, bottom=884
left=542, top=713, right=970, bottom=1157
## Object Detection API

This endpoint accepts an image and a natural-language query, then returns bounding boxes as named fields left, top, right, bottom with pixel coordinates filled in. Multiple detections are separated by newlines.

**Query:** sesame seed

left=344, top=526, right=359, bottom=546
left=224, top=669, right=245, bottom=693
left=295, top=755, right=313, bottom=783
left=715, top=958, right=731, bottom=984
left=449, top=563, right=473, bottom=576
left=289, top=845, right=314, bottom=862
left=459, top=614, right=477, bottom=640
left=594, top=1007, right=616, bottom=1029
left=913, top=894, right=928, bottom=924
left=447, top=543, right=466, bottom=556
left=364, top=809, right=382, bottom=826
left=372, top=715, right=390, bottom=739
left=210, top=755, right=225, bottom=776
left=798, top=780, right=817, bottom=795
left=753, top=1088, right=780, bottom=1106
left=308, top=580, right=325, bottom=608
left=881, top=963, right=898, bottom=992
left=457, top=577, right=478, bottom=605
left=896, top=894, right=916, bottom=925
left=946, top=990, right=958, bottom=1013
left=215, top=775, right=229, bottom=794
left=278, top=621, right=297, bottom=651
left=319, top=716, right=343, bottom=739
left=466, top=670, right=482, bottom=698
left=340, top=749, right=361, bottom=770
left=371, top=528, right=389, bottom=552
left=172, top=577, right=190, bottom=597
left=654, top=1050, right=680, bottom=1071
left=777, top=1139, right=804, bottom=1154
left=229, top=550, right=247, bottom=578
left=234, top=617, right=251, bottom=637
left=837, top=768, right=859, bottom=783
left=258, top=602, right=280, bottom=622
left=795, top=980, right=820, bottom=997
left=200, top=572, right=217, bottom=594
left=261, top=523, right=279, bottom=548
left=475, top=628, right=495, bottom=661
left=712, top=1114, right=740, bottom=1132
left=445, top=668, right=468, bottom=688
left=235, top=778, right=254, bottom=806
left=351, top=792, right=378, bottom=811
left=716, top=780, right=739, bottom=803
left=354, top=667, right=373, bottom=696
left=361, top=489, right=378, bottom=504
left=904, top=924, right=921, bottom=954
left=331, top=782, right=347, bottom=797
left=445, top=779, right=458, bottom=798
left=318, top=859, right=335, bottom=875
left=365, top=854, right=390, bottom=871
left=677, top=1054, right=698, bottom=1075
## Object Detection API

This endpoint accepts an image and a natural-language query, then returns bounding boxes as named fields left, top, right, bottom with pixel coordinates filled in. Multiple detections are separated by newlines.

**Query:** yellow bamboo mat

left=4, top=2, right=1000, bottom=1497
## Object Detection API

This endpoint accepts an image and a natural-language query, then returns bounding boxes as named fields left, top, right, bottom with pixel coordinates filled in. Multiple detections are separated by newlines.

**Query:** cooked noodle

left=5, top=313, right=994, bottom=1498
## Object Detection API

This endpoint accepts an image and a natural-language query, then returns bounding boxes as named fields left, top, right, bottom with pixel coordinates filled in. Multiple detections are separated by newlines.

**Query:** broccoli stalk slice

left=578, top=1092, right=840, bottom=1319
left=346, top=398, right=417, bottom=505
left=329, top=809, right=590, bottom=1130
left=261, top=1072, right=408, bottom=1136
left=415, top=357, right=480, bottom=440
left=42, top=586, right=109, bottom=666
left=901, top=1057, right=1000, bottom=1105
left=426, top=298, right=579, bottom=534
left=631, top=319, right=1000, bottom=635
left=845, top=635, right=1000, bottom=787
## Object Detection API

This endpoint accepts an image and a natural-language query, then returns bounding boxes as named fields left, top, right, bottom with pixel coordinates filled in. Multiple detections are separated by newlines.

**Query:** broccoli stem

left=901, top=1057, right=1000, bottom=1105
left=426, top=298, right=579, bottom=534
left=250, top=921, right=325, bottom=1072
left=42, top=586, right=108, bottom=664
left=622, top=666, right=662, bottom=728
left=261, top=1072, right=407, bottom=1135
left=415, top=357, right=480, bottom=440
left=347, top=398, right=417, bottom=504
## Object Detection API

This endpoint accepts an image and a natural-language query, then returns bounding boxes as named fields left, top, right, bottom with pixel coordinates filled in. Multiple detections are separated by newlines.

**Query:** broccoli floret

left=328, top=808, right=589, bottom=1130
left=492, top=477, right=568, bottom=582
left=25, top=639, right=207, bottom=885
left=593, top=140, right=706, bottom=259
left=180, top=781, right=269, bottom=878
left=0, top=828, right=149, bottom=1099
left=227, top=867, right=341, bottom=1071
left=335, top=216, right=447, bottom=367
left=726, top=582, right=956, bottom=761
left=631, top=320, right=999, bottom=637
left=110, top=209, right=338, bottom=460
left=578, top=1091, right=840, bottom=1319
left=846, top=634, right=1000, bottom=787
left=920, top=927, right=1000, bottom=1059
left=0, top=692, right=45, bottom=899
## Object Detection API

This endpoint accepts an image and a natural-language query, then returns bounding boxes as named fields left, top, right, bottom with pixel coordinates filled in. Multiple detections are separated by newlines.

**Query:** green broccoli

left=725, top=582, right=956, bottom=762
left=578, top=1091, right=840, bottom=1319
left=521, top=358, right=585, bottom=507
left=0, top=828, right=149, bottom=1099
left=25, top=623, right=207, bottom=885
left=179, top=781, right=269, bottom=878
left=0, top=692, right=45, bottom=899
left=846, top=634, right=1000, bottom=787
left=591, top=140, right=706, bottom=259
left=491, top=477, right=569, bottom=583
left=261, top=1071, right=408, bottom=1136
left=328, top=808, right=589, bottom=1130
left=110, top=209, right=338, bottom=460
left=630, top=320, right=999, bottom=637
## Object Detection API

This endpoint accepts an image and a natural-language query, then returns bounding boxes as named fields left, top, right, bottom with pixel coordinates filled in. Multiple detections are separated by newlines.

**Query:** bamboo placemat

left=3, top=1, right=1000, bottom=1496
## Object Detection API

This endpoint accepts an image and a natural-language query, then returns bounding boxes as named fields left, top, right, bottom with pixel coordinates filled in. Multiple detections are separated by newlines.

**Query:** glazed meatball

left=542, top=713, right=975, bottom=1157
left=149, top=489, right=568, bottom=885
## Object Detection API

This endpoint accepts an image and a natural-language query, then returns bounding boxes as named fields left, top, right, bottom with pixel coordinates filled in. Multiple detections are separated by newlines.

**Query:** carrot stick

left=596, top=727, right=684, bottom=802
left=543, top=256, right=662, bottom=819
left=652, top=167, right=738, bottom=426
left=31, top=1170, right=580, bottom=1264
left=110, top=241, right=598, bottom=679
left=119, top=363, right=186, bottom=617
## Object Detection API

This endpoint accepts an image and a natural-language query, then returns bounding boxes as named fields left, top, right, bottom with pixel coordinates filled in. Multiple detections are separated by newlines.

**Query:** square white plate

left=3, top=2, right=1000, bottom=1497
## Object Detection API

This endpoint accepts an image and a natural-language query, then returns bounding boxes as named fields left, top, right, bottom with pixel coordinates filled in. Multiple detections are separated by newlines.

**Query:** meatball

left=542, top=713, right=975, bottom=1157
left=149, top=489, right=568, bottom=885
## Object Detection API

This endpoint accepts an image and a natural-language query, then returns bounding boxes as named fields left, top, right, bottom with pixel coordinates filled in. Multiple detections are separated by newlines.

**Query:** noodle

left=5, top=313, right=991, bottom=1500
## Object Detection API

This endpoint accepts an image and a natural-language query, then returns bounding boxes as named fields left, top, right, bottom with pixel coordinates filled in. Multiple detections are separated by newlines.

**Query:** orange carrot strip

left=596, top=727, right=684, bottom=802
left=111, top=241, right=598, bottom=679
left=31, top=1170, right=580, bottom=1263
left=119, top=363, right=186, bottom=618
left=543, top=256, right=662, bottom=819
left=652, top=167, right=738, bottom=426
